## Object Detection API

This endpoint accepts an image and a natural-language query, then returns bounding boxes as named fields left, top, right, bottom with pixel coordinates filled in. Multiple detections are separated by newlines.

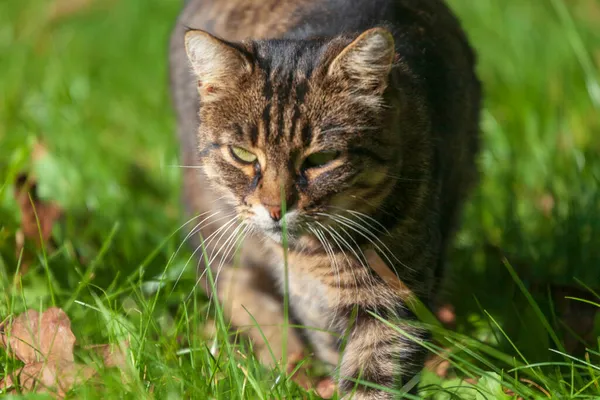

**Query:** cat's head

left=185, top=28, right=406, bottom=245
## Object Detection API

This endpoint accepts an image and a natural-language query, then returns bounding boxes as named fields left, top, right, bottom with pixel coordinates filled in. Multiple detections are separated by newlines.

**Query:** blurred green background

left=0, top=0, right=599, bottom=397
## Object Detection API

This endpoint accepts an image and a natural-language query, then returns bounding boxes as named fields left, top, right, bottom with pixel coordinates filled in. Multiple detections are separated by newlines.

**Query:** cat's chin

left=260, top=228, right=298, bottom=245
left=257, top=224, right=309, bottom=246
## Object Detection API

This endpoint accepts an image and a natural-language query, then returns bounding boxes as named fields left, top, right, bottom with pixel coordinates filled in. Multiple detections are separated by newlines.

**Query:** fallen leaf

left=1, top=307, right=75, bottom=364
left=1, top=308, right=130, bottom=398
left=1, top=361, right=96, bottom=398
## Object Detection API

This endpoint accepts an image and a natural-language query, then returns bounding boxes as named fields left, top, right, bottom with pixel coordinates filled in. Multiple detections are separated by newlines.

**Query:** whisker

left=347, top=194, right=394, bottom=216
left=209, top=221, right=247, bottom=271
left=168, top=212, right=239, bottom=293
left=202, top=223, right=251, bottom=306
left=168, top=194, right=232, bottom=266
left=172, top=211, right=221, bottom=258
left=203, top=216, right=242, bottom=264
left=345, top=209, right=391, bottom=236
left=318, top=212, right=413, bottom=273
left=168, top=164, right=204, bottom=169
left=382, top=173, right=427, bottom=183
left=308, top=225, right=342, bottom=327
left=316, top=222, right=359, bottom=330
left=165, top=210, right=217, bottom=265
left=320, top=220, right=380, bottom=291
left=317, top=222, right=366, bottom=271
left=190, top=215, right=246, bottom=299
left=181, top=214, right=240, bottom=292
left=326, top=206, right=390, bottom=236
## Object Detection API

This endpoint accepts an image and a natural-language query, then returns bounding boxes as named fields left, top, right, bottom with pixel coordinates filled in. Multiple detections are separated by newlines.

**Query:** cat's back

left=171, top=0, right=470, bottom=45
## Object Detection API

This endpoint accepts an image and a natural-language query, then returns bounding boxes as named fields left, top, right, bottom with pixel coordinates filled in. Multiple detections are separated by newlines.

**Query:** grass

left=0, top=0, right=599, bottom=398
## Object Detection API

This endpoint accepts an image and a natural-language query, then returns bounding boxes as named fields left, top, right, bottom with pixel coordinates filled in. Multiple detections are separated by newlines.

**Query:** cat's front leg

left=336, top=304, right=427, bottom=400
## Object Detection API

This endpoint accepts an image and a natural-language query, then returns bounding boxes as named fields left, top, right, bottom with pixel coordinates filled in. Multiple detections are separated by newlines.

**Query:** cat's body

left=169, top=0, right=481, bottom=397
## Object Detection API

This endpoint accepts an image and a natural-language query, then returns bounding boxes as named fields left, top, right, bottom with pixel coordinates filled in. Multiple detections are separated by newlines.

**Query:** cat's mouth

left=262, top=219, right=302, bottom=236
left=254, top=218, right=306, bottom=244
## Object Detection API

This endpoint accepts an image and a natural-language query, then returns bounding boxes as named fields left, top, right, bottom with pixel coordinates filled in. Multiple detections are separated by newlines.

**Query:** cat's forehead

left=211, top=75, right=370, bottom=151
left=199, top=39, right=385, bottom=148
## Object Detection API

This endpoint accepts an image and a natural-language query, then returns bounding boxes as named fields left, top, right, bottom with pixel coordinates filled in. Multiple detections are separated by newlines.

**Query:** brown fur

left=169, top=0, right=481, bottom=397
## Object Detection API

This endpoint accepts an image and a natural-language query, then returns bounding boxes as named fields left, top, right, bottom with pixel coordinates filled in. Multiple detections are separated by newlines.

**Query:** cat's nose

left=264, top=205, right=282, bottom=221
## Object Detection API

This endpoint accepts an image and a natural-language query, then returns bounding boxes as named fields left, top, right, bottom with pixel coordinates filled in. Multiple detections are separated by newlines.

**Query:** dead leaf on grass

left=1, top=361, right=96, bottom=398
left=0, top=308, right=131, bottom=398
left=1, top=307, right=75, bottom=364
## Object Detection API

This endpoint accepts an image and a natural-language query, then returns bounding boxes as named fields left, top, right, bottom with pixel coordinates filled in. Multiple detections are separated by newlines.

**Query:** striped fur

left=169, top=0, right=481, bottom=397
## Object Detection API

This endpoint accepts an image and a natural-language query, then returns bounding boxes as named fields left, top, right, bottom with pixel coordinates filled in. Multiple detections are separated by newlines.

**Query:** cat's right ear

left=184, top=30, right=252, bottom=99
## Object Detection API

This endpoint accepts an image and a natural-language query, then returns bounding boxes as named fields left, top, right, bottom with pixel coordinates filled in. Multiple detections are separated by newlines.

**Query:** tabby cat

left=169, top=0, right=481, bottom=397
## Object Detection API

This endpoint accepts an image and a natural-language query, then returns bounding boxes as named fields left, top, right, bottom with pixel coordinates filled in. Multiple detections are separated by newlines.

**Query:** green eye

left=302, top=151, right=340, bottom=169
left=230, top=146, right=257, bottom=164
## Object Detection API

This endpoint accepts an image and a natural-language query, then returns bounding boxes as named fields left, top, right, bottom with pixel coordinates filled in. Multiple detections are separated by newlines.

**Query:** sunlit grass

left=1, top=0, right=599, bottom=398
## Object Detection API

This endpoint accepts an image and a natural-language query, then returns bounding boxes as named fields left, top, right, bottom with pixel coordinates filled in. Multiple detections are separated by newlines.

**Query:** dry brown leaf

left=1, top=361, right=96, bottom=398
left=1, top=307, right=75, bottom=364
left=1, top=308, right=130, bottom=398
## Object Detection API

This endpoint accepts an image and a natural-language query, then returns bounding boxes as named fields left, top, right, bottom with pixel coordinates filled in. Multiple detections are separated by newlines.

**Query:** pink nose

left=264, top=205, right=282, bottom=221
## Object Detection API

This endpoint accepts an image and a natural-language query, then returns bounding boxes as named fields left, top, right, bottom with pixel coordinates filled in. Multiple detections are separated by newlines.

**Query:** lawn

left=0, top=0, right=599, bottom=398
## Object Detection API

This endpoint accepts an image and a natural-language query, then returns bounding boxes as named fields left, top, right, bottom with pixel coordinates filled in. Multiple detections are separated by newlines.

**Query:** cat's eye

left=229, top=146, right=257, bottom=164
left=302, top=151, right=340, bottom=170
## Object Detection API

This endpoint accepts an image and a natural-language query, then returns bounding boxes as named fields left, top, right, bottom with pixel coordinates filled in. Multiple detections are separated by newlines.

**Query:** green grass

left=1, top=0, right=599, bottom=398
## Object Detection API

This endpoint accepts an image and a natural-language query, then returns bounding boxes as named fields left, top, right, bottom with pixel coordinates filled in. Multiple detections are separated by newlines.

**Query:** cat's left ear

left=185, top=29, right=252, bottom=99
left=328, top=28, right=395, bottom=93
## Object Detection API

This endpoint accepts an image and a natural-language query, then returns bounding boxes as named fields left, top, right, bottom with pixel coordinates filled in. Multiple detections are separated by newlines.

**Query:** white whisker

left=327, top=206, right=390, bottom=236
left=183, top=214, right=240, bottom=293
left=203, top=223, right=252, bottom=306
left=318, top=212, right=413, bottom=273
left=321, top=220, right=380, bottom=291
left=316, top=222, right=359, bottom=330
left=308, top=225, right=342, bottom=328
left=168, top=164, right=204, bottom=169
left=169, top=211, right=238, bottom=294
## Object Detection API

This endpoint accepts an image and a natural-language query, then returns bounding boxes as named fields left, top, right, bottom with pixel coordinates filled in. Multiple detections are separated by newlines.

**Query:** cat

left=169, top=0, right=481, bottom=397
